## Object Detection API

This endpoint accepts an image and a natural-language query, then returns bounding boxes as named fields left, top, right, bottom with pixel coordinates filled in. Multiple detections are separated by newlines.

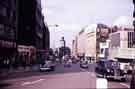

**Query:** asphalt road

left=0, top=63, right=131, bottom=89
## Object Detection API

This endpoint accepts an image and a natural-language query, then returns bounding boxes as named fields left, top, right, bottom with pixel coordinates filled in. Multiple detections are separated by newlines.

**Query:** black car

left=39, top=55, right=56, bottom=72
left=95, top=59, right=127, bottom=81
left=80, top=60, right=89, bottom=68
left=39, top=60, right=55, bottom=72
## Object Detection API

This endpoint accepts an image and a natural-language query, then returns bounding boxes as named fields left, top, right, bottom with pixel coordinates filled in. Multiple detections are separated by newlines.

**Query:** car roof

left=99, top=59, right=116, bottom=62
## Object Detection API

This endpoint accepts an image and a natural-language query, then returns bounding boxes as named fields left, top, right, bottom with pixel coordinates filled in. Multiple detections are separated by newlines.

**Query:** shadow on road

left=0, top=82, right=12, bottom=89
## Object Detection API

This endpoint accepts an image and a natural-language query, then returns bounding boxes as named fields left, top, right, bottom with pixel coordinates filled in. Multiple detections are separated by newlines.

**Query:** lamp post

left=60, top=37, right=66, bottom=56
left=59, top=36, right=66, bottom=64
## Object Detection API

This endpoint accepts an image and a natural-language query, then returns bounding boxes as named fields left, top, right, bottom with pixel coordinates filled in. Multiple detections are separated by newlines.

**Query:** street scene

left=0, top=0, right=135, bottom=89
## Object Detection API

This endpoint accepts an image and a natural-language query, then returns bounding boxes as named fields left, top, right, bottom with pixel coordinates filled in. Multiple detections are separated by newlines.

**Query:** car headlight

left=107, top=69, right=110, bottom=72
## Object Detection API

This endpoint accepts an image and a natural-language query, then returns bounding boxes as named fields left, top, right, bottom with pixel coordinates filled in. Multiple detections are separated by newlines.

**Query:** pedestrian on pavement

left=130, top=60, right=135, bottom=89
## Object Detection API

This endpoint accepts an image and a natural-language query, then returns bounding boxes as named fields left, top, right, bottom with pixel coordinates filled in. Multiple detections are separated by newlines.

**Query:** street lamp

left=48, top=24, right=59, bottom=27
left=60, top=37, right=66, bottom=56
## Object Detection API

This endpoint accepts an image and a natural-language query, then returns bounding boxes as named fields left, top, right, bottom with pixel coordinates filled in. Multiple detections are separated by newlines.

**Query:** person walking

left=130, top=60, right=135, bottom=89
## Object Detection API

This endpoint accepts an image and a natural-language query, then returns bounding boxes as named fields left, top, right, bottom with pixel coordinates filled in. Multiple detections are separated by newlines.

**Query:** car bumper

left=40, top=67, right=51, bottom=71
left=40, top=66, right=55, bottom=71
left=80, top=65, right=88, bottom=68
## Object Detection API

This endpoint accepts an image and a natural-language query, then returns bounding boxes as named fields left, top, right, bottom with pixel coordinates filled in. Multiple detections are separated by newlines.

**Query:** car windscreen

left=104, top=61, right=119, bottom=68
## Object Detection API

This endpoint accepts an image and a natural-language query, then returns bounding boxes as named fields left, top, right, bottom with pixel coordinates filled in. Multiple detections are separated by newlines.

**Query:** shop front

left=17, top=45, right=36, bottom=67
left=0, top=40, right=17, bottom=69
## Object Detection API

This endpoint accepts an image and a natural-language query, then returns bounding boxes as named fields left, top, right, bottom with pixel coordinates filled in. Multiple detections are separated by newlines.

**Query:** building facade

left=17, top=0, right=50, bottom=65
left=108, top=29, right=135, bottom=61
left=0, top=0, right=50, bottom=68
left=72, top=36, right=78, bottom=57
left=0, top=0, right=17, bottom=68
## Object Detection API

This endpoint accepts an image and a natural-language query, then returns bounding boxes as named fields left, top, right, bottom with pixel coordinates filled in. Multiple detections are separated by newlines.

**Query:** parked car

left=64, top=59, right=72, bottom=67
left=40, top=54, right=56, bottom=72
left=40, top=60, right=55, bottom=72
left=116, top=59, right=133, bottom=74
left=80, top=60, right=88, bottom=68
left=95, top=59, right=127, bottom=81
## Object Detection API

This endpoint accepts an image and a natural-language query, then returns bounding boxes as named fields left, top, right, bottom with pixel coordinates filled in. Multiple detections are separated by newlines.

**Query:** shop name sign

left=100, top=42, right=109, bottom=48
left=0, top=40, right=16, bottom=48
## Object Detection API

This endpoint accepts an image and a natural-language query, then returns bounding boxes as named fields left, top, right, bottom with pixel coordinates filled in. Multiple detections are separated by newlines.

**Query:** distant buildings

left=72, top=24, right=111, bottom=62
left=72, top=18, right=135, bottom=63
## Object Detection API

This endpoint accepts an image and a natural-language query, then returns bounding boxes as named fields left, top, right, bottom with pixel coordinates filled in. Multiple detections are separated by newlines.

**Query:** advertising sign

left=100, top=28, right=109, bottom=38
left=100, top=42, right=108, bottom=48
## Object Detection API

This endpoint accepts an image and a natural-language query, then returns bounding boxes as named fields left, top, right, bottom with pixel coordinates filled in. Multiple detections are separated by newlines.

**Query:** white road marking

left=81, top=68, right=87, bottom=71
left=90, top=72, right=96, bottom=77
left=21, top=79, right=45, bottom=86
left=120, top=83, right=130, bottom=88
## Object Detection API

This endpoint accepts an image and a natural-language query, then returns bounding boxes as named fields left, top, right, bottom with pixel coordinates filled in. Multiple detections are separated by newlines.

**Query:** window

left=0, top=24, right=4, bottom=35
left=101, top=48, right=104, bottom=54
left=0, top=5, right=7, bottom=16
left=128, top=32, right=134, bottom=48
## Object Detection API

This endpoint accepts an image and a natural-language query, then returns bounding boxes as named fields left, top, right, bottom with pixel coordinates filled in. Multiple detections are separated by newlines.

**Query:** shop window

left=0, top=24, right=4, bottom=35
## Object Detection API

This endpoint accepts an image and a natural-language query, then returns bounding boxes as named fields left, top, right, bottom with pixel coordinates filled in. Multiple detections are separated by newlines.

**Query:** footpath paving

left=0, top=65, right=40, bottom=80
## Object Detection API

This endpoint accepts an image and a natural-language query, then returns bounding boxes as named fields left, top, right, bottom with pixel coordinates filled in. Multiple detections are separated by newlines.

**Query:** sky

left=41, top=0, right=134, bottom=48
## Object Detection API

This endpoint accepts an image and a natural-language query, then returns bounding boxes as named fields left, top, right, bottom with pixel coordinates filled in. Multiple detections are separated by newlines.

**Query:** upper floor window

left=0, top=5, right=7, bottom=16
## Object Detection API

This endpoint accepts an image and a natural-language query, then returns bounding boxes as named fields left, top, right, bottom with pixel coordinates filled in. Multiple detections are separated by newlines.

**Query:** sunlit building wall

left=72, top=36, right=78, bottom=57
left=109, top=29, right=135, bottom=60
left=76, top=24, right=111, bottom=62
left=77, top=29, right=86, bottom=57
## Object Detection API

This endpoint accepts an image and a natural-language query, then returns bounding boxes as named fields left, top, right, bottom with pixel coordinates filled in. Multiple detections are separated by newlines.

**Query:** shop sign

left=0, top=40, right=16, bottom=48
left=100, top=42, right=108, bottom=48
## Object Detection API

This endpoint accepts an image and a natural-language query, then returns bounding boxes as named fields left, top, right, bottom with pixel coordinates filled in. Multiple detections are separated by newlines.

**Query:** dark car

left=40, top=55, right=56, bottom=72
left=39, top=60, right=55, bottom=72
left=95, top=59, right=127, bottom=81
left=80, top=60, right=89, bottom=68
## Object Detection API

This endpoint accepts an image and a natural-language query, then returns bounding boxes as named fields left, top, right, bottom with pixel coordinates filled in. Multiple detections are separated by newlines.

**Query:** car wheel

left=50, top=66, right=55, bottom=71
left=95, top=67, right=98, bottom=72
left=121, top=78, right=126, bottom=82
left=40, top=69, right=43, bottom=72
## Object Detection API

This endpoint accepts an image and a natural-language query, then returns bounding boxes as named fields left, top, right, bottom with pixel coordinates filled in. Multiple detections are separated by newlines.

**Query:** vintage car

left=80, top=60, right=89, bottom=68
left=40, top=60, right=55, bottom=72
left=40, top=55, right=56, bottom=72
left=95, top=59, right=127, bottom=81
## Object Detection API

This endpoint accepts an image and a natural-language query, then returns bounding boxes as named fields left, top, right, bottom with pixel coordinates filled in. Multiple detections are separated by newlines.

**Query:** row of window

left=128, top=32, right=135, bottom=48
left=0, top=3, right=16, bottom=24
left=0, top=24, right=15, bottom=40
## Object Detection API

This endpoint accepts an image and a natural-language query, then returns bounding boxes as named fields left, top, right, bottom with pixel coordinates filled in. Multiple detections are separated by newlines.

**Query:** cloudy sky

left=41, top=0, right=134, bottom=48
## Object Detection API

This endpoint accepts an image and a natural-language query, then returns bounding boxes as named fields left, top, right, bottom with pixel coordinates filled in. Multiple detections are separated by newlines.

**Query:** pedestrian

left=130, top=61, right=135, bottom=89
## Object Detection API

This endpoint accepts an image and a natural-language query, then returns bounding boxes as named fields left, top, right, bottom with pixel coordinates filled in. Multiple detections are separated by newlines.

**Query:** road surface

left=0, top=63, right=130, bottom=89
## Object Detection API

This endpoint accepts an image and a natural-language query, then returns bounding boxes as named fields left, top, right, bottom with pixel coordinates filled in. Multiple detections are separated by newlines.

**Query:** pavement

left=0, top=63, right=131, bottom=89
left=0, top=65, right=40, bottom=80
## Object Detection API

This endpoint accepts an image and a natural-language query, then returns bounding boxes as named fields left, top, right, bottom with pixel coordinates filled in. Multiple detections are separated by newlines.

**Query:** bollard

left=96, top=78, right=108, bottom=89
